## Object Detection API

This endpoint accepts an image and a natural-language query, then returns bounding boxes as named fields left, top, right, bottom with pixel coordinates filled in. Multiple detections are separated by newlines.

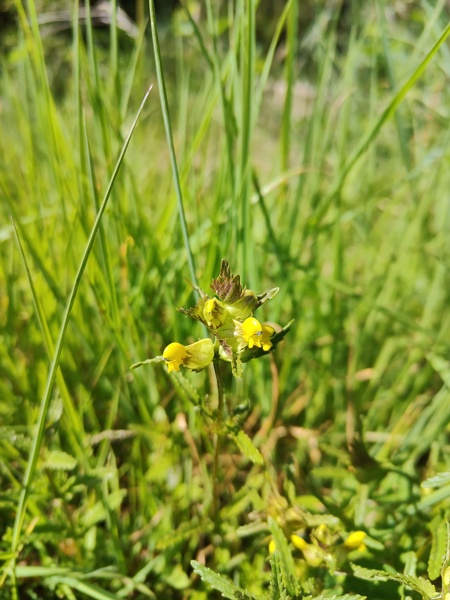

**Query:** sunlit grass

left=1, top=1, right=450, bottom=598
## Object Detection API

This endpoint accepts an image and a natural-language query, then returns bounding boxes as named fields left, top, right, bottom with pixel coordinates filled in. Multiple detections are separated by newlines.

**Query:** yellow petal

left=344, top=531, right=366, bottom=550
left=163, top=342, right=188, bottom=372
left=261, top=324, right=275, bottom=351
left=290, top=534, right=308, bottom=550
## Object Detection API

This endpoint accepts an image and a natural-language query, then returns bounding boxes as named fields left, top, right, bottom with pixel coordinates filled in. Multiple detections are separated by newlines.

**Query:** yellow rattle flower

left=344, top=531, right=366, bottom=552
left=163, top=343, right=188, bottom=373
left=237, top=317, right=264, bottom=349
left=203, top=298, right=227, bottom=329
left=234, top=317, right=274, bottom=351
left=260, top=323, right=275, bottom=351
left=163, top=339, right=214, bottom=373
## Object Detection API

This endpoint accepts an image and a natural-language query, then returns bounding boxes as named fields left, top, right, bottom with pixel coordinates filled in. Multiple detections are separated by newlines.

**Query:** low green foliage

left=2, top=0, right=450, bottom=598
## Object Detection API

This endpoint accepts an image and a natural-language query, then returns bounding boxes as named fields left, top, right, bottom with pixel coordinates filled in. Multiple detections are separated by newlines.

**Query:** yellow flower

left=344, top=531, right=366, bottom=552
left=261, top=323, right=275, bottom=351
left=163, top=339, right=214, bottom=373
left=163, top=343, right=188, bottom=373
left=238, top=317, right=264, bottom=349
left=290, top=534, right=308, bottom=550
left=290, top=535, right=325, bottom=567
left=268, top=539, right=276, bottom=554
left=203, top=298, right=227, bottom=329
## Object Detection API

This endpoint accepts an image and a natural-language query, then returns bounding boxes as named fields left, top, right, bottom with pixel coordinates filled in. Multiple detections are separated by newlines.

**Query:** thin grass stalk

left=205, top=0, right=236, bottom=199
left=281, top=0, right=298, bottom=177
left=13, top=223, right=87, bottom=467
left=83, top=114, right=121, bottom=331
left=85, top=0, right=113, bottom=164
left=148, top=0, right=198, bottom=292
left=9, top=86, right=152, bottom=591
left=314, top=21, right=450, bottom=226
left=239, top=0, right=255, bottom=280
left=109, top=0, right=119, bottom=99
left=377, top=0, right=414, bottom=175
left=254, top=0, right=293, bottom=115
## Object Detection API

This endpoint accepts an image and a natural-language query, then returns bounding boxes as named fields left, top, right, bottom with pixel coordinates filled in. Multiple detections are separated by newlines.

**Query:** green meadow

left=1, top=1, right=450, bottom=598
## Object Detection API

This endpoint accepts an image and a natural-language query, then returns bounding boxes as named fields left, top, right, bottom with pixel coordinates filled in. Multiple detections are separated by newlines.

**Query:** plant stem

left=212, top=361, right=224, bottom=522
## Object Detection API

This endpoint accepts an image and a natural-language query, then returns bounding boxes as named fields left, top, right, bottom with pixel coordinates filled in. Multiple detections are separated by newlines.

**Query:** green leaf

left=422, top=471, right=450, bottom=489
left=172, top=370, right=202, bottom=406
left=231, top=353, right=244, bottom=378
left=163, top=565, right=191, bottom=590
left=231, top=430, right=264, bottom=465
left=130, top=356, right=165, bottom=370
left=351, top=564, right=437, bottom=599
left=42, top=450, right=77, bottom=471
left=427, top=353, right=450, bottom=388
left=156, top=519, right=212, bottom=550
left=191, top=561, right=261, bottom=599
left=57, top=578, right=123, bottom=600
left=306, top=595, right=367, bottom=600
left=268, top=517, right=299, bottom=597
left=269, top=551, right=291, bottom=600
left=428, top=515, right=447, bottom=580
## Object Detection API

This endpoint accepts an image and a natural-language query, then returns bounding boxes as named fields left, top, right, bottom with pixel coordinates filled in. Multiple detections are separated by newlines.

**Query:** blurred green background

left=1, top=1, right=450, bottom=599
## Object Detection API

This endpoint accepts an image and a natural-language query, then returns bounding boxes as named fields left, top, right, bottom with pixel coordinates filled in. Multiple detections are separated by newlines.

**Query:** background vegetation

left=1, top=0, right=450, bottom=598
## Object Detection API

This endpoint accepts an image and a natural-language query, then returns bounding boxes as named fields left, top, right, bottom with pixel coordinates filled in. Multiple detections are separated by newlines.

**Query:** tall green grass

left=1, top=1, right=450, bottom=598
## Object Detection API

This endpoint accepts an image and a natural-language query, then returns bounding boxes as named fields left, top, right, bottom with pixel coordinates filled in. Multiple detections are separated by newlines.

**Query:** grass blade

left=10, top=85, right=152, bottom=585
left=148, top=0, right=198, bottom=291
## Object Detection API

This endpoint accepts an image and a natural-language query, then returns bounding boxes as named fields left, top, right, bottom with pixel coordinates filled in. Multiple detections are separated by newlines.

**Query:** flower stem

left=212, top=361, right=224, bottom=522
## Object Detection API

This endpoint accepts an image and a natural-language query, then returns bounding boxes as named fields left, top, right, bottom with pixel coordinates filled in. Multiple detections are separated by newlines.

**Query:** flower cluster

left=177, top=260, right=286, bottom=376
left=269, top=528, right=367, bottom=568
left=131, top=260, right=291, bottom=378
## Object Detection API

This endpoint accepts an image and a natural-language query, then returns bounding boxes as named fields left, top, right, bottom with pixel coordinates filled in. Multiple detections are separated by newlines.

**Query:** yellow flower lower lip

left=344, top=530, right=366, bottom=551
left=241, top=317, right=263, bottom=348
left=163, top=342, right=188, bottom=373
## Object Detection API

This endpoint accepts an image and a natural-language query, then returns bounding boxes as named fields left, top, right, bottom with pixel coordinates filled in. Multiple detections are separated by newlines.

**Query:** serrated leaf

left=268, top=517, right=300, bottom=597
left=231, top=353, right=243, bottom=378
left=231, top=430, right=264, bottom=465
left=42, top=450, right=77, bottom=471
left=172, top=370, right=202, bottom=405
left=429, top=515, right=447, bottom=580
left=352, top=564, right=436, bottom=599
left=130, top=356, right=165, bottom=370
left=191, top=561, right=260, bottom=599
left=306, top=595, right=366, bottom=600
left=422, top=472, right=450, bottom=489
left=269, top=551, right=291, bottom=600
